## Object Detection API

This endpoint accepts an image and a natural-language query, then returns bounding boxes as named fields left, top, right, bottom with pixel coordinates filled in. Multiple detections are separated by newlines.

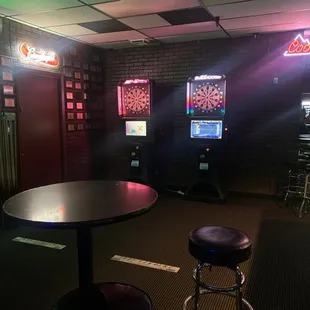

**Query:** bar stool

left=299, top=174, right=310, bottom=218
left=184, top=226, right=253, bottom=310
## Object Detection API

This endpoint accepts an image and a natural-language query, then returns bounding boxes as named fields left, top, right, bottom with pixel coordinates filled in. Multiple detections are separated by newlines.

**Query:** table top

left=3, top=181, right=158, bottom=228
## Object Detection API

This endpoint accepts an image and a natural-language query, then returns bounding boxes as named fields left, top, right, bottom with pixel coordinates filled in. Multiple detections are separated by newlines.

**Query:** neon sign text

left=19, top=43, right=59, bottom=67
left=194, top=75, right=224, bottom=80
left=284, top=34, right=310, bottom=57
left=124, top=79, right=149, bottom=84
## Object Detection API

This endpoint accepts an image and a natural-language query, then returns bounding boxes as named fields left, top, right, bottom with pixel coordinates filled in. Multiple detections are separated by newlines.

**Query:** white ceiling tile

left=14, top=6, right=110, bottom=27
left=73, top=30, right=147, bottom=43
left=0, top=0, right=81, bottom=16
left=95, top=41, right=136, bottom=49
left=208, top=0, right=310, bottom=19
left=93, top=0, right=200, bottom=18
left=221, top=10, right=310, bottom=30
left=202, top=0, right=252, bottom=5
left=140, top=21, right=218, bottom=37
left=119, top=14, right=171, bottom=29
left=45, top=25, right=98, bottom=36
left=157, top=31, right=228, bottom=43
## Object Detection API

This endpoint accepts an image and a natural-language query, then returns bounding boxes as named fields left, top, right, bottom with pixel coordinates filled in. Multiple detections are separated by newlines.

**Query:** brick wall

left=103, top=31, right=309, bottom=194
left=0, top=17, right=107, bottom=185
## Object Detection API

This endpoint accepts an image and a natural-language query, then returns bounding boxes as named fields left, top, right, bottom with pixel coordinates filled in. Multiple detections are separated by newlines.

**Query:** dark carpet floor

left=0, top=194, right=310, bottom=310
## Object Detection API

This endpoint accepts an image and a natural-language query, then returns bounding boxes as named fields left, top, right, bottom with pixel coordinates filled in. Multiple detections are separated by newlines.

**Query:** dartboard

left=193, top=82, right=223, bottom=112
left=124, top=85, right=149, bottom=113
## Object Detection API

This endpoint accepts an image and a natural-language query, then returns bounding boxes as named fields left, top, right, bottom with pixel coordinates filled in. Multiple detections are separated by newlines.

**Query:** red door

left=16, top=71, right=62, bottom=191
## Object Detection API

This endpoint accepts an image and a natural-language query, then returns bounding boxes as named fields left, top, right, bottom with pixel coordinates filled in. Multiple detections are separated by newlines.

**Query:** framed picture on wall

left=96, top=66, right=102, bottom=73
left=66, top=92, right=73, bottom=100
left=83, top=63, right=89, bottom=70
left=2, top=71, right=13, bottom=81
left=63, top=56, right=72, bottom=67
left=4, top=97, right=15, bottom=108
left=74, top=72, right=81, bottom=79
left=64, top=70, right=73, bottom=78
left=77, top=123, right=84, bottom=131
left=84, top=93, right=87, bottom=100
left=67, top=124, right=75, bottom=131
left=85, top=113, right=90, bottom=119
left=75, top=82, right=82, bottom=90
left=85, top=123, right=92, bottom=130
left=0, top=56, right=13, bottom=67
left=3, top=85, right=14, bottom=95
left=65, top=80, right=73, bottom=88
left=83, top=73, right=89, bottom=81
left=66, top=102, right=74, bottom=109
left=77, top=112, right=84, bottom=120
left=84, top=83, right=89, bottom=90
left=74, top=61, right=81, bottom=69
left=91, top=65, right=96, bottom=72
left=70, top=46, right=77, bottom=56
left=67, top=112, right=75, bottom=120
left=76, top=102, right=83, bottom=110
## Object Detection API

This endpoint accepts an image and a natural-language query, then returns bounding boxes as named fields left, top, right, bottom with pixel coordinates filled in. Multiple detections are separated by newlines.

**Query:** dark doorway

left=16, top=70, right=62, bottom=191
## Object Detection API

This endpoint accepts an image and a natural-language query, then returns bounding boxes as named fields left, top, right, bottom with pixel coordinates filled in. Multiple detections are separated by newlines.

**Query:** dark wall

left=0, top=17, right=106, bottom=188
left=103, top=31, right=310, bottom=194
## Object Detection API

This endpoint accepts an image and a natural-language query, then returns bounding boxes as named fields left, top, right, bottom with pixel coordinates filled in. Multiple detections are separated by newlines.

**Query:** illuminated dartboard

left=124, top=85, right=149, bottom=113
left=193, top=82, right=223, bottom=113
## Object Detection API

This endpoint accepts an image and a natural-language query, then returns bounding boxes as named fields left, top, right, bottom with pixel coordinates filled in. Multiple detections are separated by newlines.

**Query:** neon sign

left=124, top=79, right=149, bottom=84
left=194, top=75, right=224, bottom=80
left=284, top=34, right=310, bottom=57
left=19, top=42, right=59, bottom=67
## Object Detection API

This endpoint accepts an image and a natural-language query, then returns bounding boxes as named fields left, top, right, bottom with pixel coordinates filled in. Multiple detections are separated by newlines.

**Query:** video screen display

left=125, top=121, right=147, bottom=137
left=190, top=120, right=223, bottom=139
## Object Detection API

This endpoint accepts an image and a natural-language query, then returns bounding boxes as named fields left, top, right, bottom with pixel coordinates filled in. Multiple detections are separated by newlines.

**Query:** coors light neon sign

left=284, top=34, right=310, bottom=57
left=19, top=42, right=59, bottom=67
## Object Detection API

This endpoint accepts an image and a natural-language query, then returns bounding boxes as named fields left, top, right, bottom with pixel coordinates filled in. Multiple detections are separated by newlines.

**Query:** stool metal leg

left=194, top=264, right=201, bottom=310
left=235, top=266, right=243, bottom=310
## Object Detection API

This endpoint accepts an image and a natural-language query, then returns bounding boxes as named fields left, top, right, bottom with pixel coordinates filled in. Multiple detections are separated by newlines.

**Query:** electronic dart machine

left=186, top=74, right=228, bottom=202
left=117, top=78, right=154, bottom=185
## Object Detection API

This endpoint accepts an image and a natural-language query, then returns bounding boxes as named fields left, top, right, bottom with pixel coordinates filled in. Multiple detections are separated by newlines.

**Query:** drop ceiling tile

left=14, top=6, right=110, bottom=28
left=201, top=0, right=252, bottom=5
left=45, top=24, right=98, bottom=36
left=73, top=30, right=147, bottom=43
left=157, top=30, right=228, bottom=43
left=79, top=19, right=132, bottom=33
left=221, top=10, right=310, bottom=30
left=158, top=7, right=214, bottom=25
left=82, top=0, right=120, bottom=4
left=0, top=0, right=81, bottom=16
left=119, top=14, right=170, bottom=29
left=93, top=0, right=201, bottom=18
left=141, top=21, right=218, bottom=37
left=208, top=0, right=310, bottom=19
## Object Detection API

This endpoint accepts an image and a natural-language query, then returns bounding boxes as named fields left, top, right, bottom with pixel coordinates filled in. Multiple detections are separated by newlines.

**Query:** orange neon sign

left=19, top=43, right=59, bottom=67
left=284, top=34, right=310, bottom=56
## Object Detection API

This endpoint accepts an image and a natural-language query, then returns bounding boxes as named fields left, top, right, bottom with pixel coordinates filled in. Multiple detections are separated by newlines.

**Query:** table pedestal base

left=51, top=282, right=152, bottom=310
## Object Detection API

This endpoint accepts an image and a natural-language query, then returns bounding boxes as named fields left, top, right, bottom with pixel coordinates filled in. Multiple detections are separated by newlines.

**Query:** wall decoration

left=77, top=123, right=84, bottom=130
left=83, top=73, right=89, bottom=81
left=77, top=112, right=84, bottom=120
left=76, top=102, right=83, bottom=110
left=67, top=124, right=75, bottom=131
left=4, top=98, right=15, bottom=108
left=96, top=66, right=102, bottom=73
left=0, top=56, right=13, bottom=67
left=84, top=93, right=87, bottom=100
left=66, top=92, right=73, bottom=99
left=65, top=80, right=73, bottom=88
left=85, top=113, right=90, bottom=119
left=74, top=61, right=81, bottom=68
left=74, top=72, right=81, bottom=79
left=83, top=63, right=89, bottom=70
left=75, top=82, right=82, bottom=90
left=3, top=85, right=14, bottom=95
left=91, top=65, right=96, bottom=72
left=64, top=70, right=72, bottom=78
left=67, top=112, right=75, bottom=120
left=66, top=102, right=74, bottom=109
left=84, top=83, right=89, bottom=90
left=19, top=43, right=59, bottom=67
left=2, top=71, right=13, bottom=81
left=284, top=34, right=310, bottom=56
left=69, top=46, right=77, bottom=56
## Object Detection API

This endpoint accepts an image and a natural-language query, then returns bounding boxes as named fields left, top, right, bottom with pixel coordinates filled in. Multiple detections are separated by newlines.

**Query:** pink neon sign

left=124, top=79, right=149, bottom=84
left=284, top=34, right=310, bottom=57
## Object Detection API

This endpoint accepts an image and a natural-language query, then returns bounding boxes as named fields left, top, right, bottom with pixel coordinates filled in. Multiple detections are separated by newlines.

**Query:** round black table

left=3, top=180, right=158, bottom=309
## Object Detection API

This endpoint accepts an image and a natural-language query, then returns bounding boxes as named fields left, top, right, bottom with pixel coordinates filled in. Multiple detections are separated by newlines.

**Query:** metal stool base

left=183, top=263, right=253, bottom=310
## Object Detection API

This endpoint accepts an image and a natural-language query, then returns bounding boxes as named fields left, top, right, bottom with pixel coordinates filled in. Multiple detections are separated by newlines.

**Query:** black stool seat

left=189, top=226, right=252, bottom=267
left=51, top=282, right=152, bottom=310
